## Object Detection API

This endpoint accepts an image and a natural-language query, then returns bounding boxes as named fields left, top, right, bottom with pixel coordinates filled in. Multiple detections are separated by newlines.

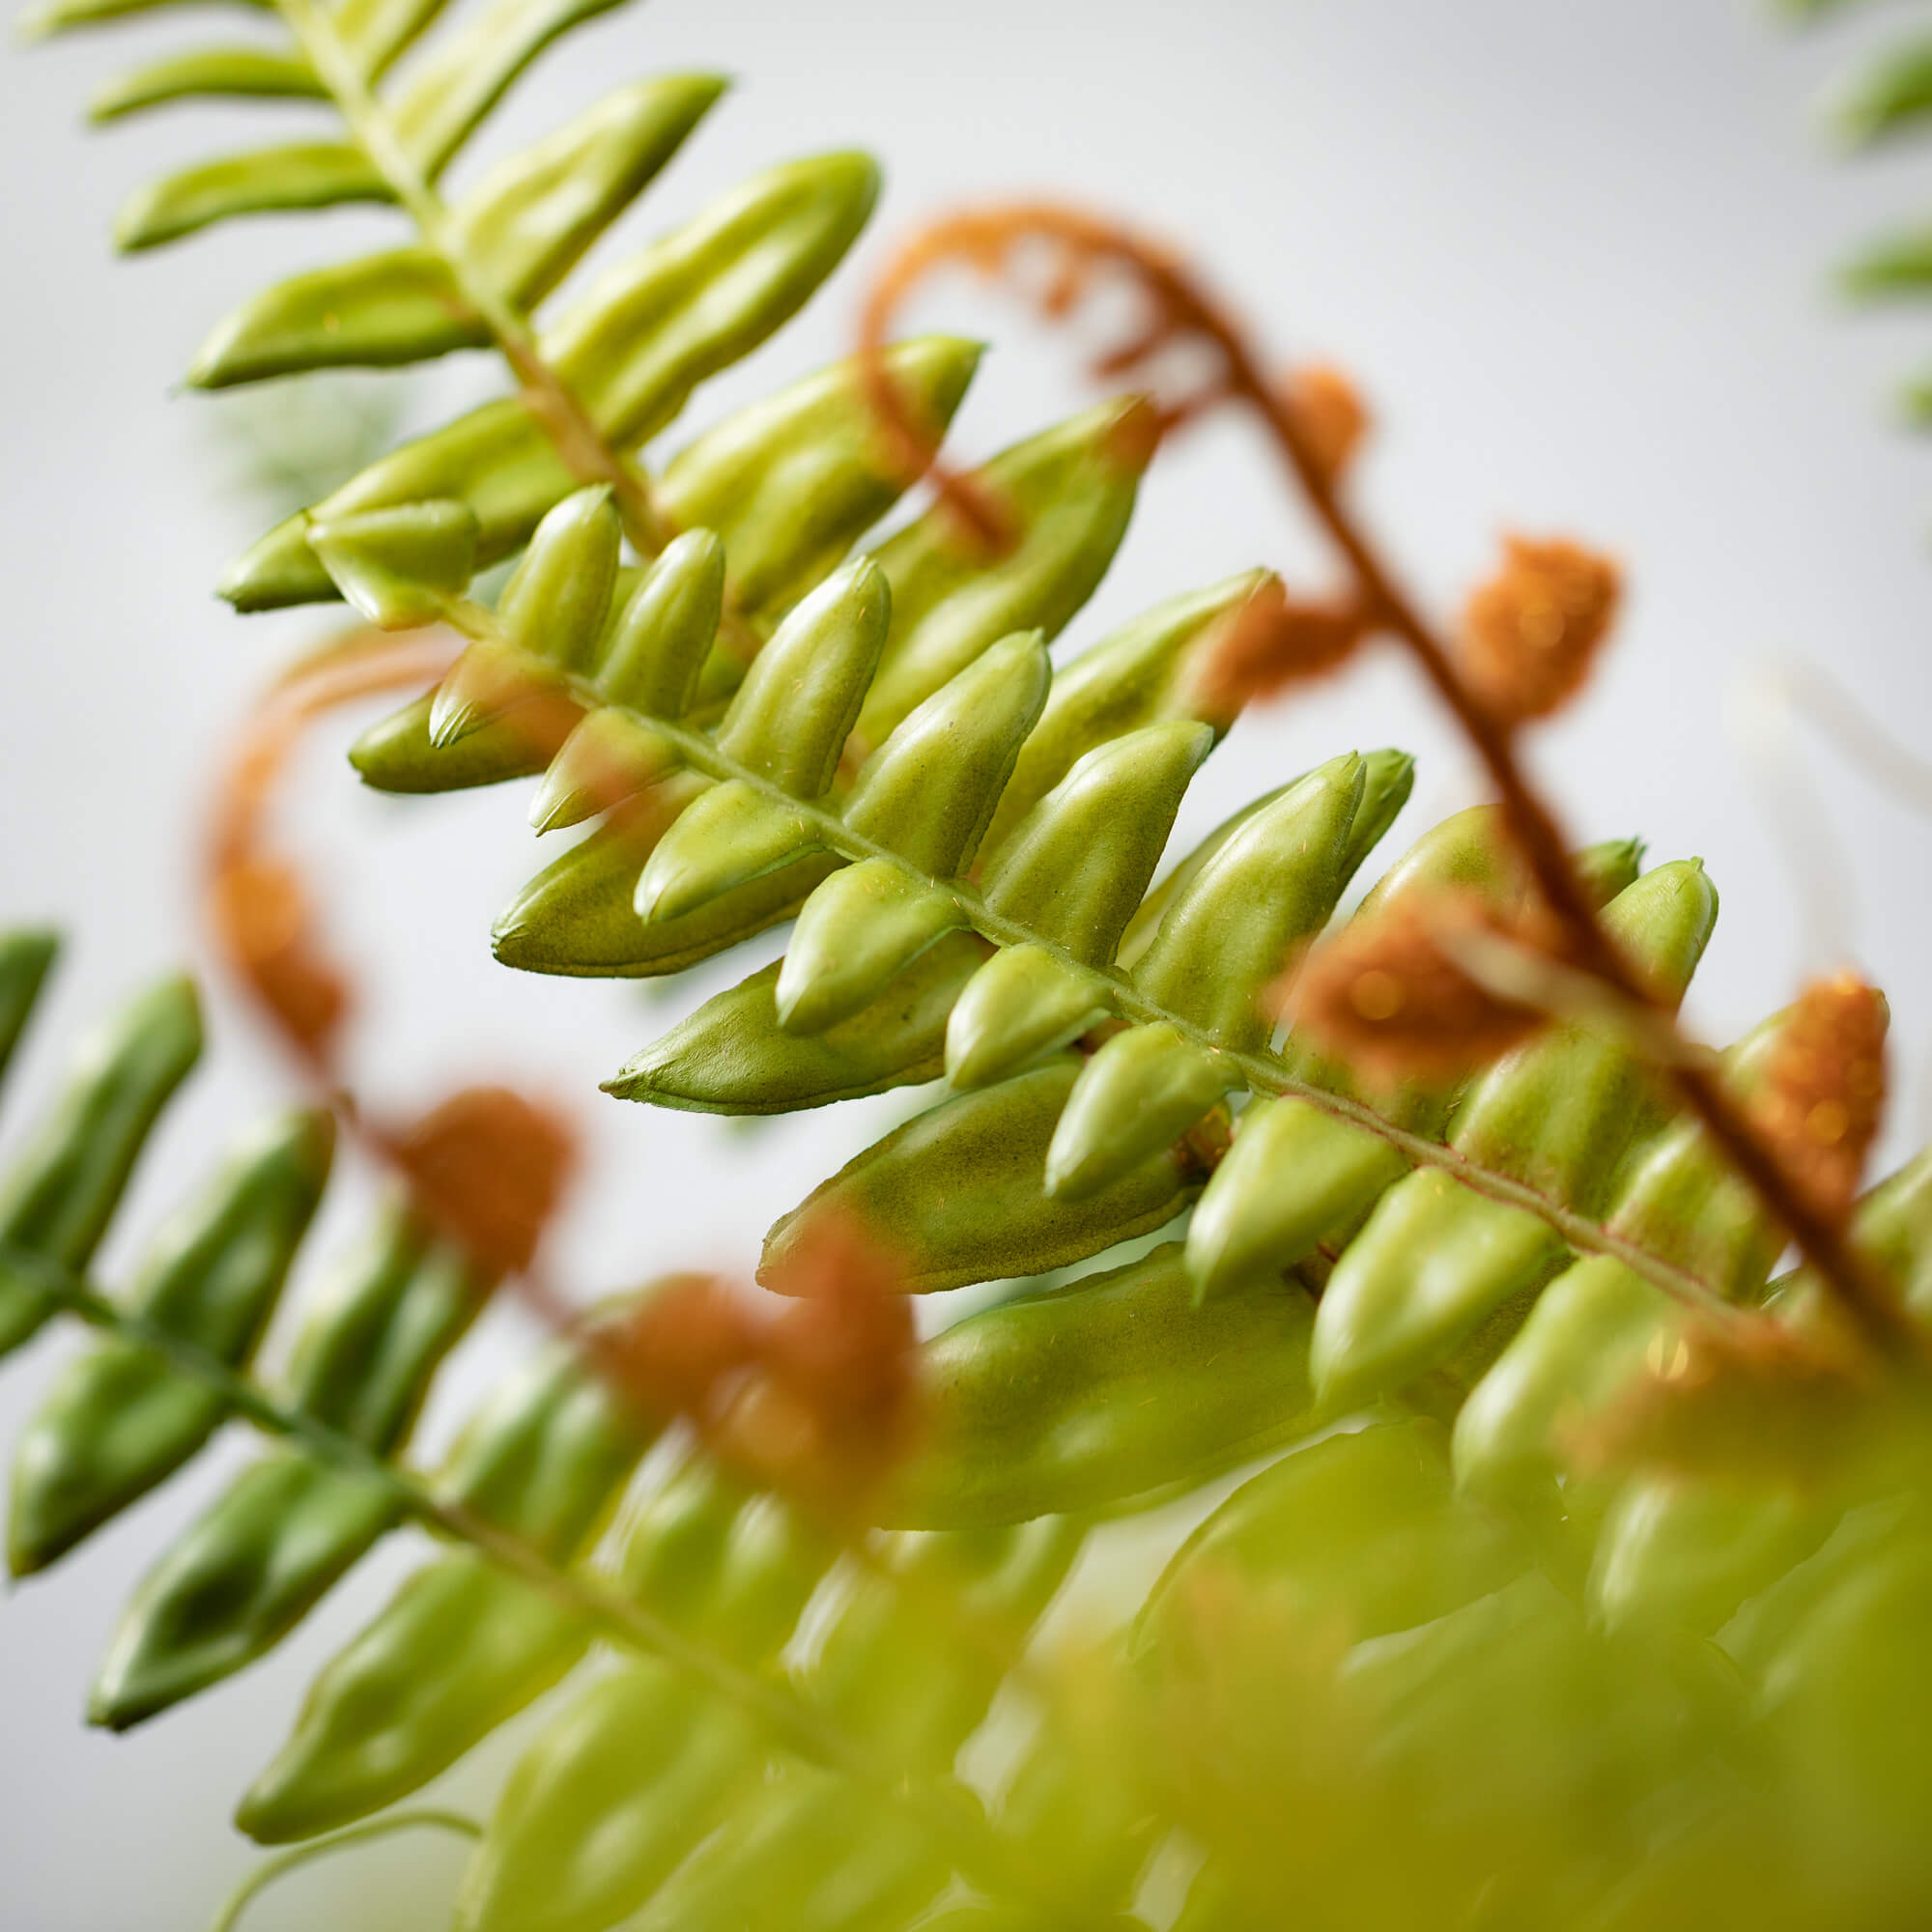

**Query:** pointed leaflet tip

left=1572, top=836, right=1646, bottom=908
left=308, top=501, right=478, bottom=631
left=631, top=783, right=819, bottom=925
left=0, top=930, right=60, bottom=1090
left=1183, top=1095, right=1406, bottom=1307
left=839, top=628, right=1052, bottom=880
left=221, top=512, right=337, bottom=612
left=774, top=862, right=966, bottom=1035
left=427, top=689, right=482, bottom=750
left=528, top=788, right=581, bottom=836
left=1129, top=749, right=1362, bottom=1051
left=715, top=554, right=894, bottom=797
left=348, top=692, right=554, bottom=795
left=978, top=719, right=1216, bottom=969
left=527, top=709, right=676, bottom=834
left=1042, top=1024, right=1231, bottom=1202
left=944, top=943, right=1113, bottom=1090
left=592, top=527, right=725, bottom=719
left=427, top=639, right=573, bottom=750
left=1339, top=748, right=1415, bottom=884
left=496, top=486, right=620, bottom=671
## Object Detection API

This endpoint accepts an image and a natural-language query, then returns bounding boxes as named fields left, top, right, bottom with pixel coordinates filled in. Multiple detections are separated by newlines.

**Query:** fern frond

left=86, top=46, right=328, bottom=123
left=31, top=0, right=896, bottom=651
left=115, top=142, right=393, bottom=250
left=10, top=914, right=1925, bottom=1931
left=1833, top=30, right=1932, bottom=146
left=1786, top=1, right=1932, bottom=420
left=327, top=496, right=1745, bottom=1341
left=0, top=953, right=1118, bottom=1930
left=0, top=967, right=202, bottom=1357
left=17, top=9, right=1932, bottom=1927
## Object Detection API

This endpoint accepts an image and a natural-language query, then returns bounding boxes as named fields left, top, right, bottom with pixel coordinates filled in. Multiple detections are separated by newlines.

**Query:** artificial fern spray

left=4, top=3, right=1932, bottom=1928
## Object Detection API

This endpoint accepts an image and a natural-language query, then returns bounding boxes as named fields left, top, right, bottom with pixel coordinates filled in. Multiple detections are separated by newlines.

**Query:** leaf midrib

left=439, top=595, right=1751, bottom=1332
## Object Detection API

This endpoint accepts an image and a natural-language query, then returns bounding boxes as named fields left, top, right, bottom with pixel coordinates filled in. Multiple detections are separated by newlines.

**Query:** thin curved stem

left=210, top=1810, right=480, bottom=1932
left=203, top=626, right=604, bottom=1393
left=1781, top=657, right=1932, bottom=819
left=1244, top=295, right=1921, bottom=1361
left=855, top=202, right=1919, bottom=1361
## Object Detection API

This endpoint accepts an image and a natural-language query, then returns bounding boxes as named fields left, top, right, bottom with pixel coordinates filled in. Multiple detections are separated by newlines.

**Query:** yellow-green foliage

left=7, top=1, right=1932, bottom=1927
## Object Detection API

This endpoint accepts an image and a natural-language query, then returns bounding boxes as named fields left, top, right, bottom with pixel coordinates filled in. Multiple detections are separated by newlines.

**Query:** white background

left=2, top=1, right=1930, bottom=1924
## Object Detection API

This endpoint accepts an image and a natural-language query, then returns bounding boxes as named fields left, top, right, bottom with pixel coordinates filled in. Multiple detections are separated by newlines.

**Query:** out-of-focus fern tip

left=1830, top=33, right=1932, bottom=149
left=17, top=0, right=1932, bottom=1921
left=0, top=930, right=60, bottom=1087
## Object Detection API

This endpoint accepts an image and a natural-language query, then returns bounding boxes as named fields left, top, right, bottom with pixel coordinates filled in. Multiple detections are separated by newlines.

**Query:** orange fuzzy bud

left=1460, top=533, right=1621, bottom=724
left=1283, top=362, right=1370, bottom=484
left=1189, top=578, right=1370, bottom=718
left=1291, top=889, right=1562, bottom=1086
left=607, top=1272, right=759, bottom=1425
left=745, top=1210, right=919, bottom=1498
left=612, top=1213, right=920, bottom=1513
left=1754, top=971, right=1889, bottom=1225
left=384, top=1086, right=580, bottom=1278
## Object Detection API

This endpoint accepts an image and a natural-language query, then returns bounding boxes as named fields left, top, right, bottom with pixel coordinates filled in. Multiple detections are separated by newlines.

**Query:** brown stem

left=1243, top=326, right=1919, bottom=1360
left=203, top=637, right=1073, bottom=1721
left=203, top=630, right=585, bottom=1340
left=855, top=199, right=1920, bottom=1363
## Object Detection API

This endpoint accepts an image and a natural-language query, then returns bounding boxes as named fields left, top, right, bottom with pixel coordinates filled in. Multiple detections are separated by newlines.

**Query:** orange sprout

left=606, top=1273, right=759, bottom=1422
left=207, top=632, right=456, bottom=1069
left=731, top=1210, right=921, bottom=1508
left=206, top=853, right=350, bottom=1067
left=857, top=202, right=1303, bottom=551
left=1460, top=534, right=1623, bottom=725
left=378, top=1086, right=580, bottom=1280
left=1282, top=362, right=1371, bottom=485
left=611, top=1213, right=920, bottom=1514
left=1755, top=971, right=1889, bottom=1225
left=1189, top=578, right=1372, bottom=718
left=1291, top=890, right=1566, bottom=1087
